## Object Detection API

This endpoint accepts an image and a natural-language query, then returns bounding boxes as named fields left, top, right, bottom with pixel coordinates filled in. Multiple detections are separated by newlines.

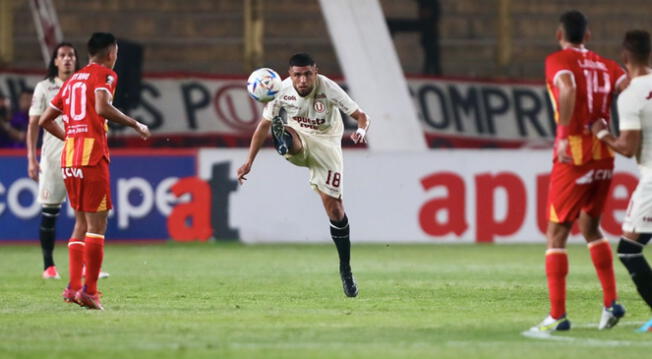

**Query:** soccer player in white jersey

left=237, top=53, right=370, bottom=297
left=27, top=43, right=80, bottom=279
left=592, top=30, right=652, bottom=333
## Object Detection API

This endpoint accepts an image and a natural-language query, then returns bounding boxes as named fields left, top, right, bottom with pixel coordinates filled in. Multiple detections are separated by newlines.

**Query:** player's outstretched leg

left=40, top=206, right=60, bottom=279
left=330, top=214, right=357, bottom=297
left=271, top=107, right=292, bottom=155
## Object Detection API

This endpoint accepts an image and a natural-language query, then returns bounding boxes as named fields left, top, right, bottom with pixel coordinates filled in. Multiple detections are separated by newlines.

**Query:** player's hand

left=237, top=162, right=251, bottom=185
left=556, top=138, right=572, bottom=163
left=28, top=159, right=40, bottom=181
left=590, top=118, right=608, bottom=136
left=350, top=125, right=368, bottom=144
left=135, top=122, right=150, bottom=140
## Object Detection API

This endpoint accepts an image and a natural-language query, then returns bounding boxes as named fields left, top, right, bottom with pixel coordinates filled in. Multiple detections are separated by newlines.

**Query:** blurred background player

left=0, top=91, right=30, bottom=148
left=531, top=10, right=628, bottom=332
left=39, top=32, right=150, bottom=310
left=591, top=30, right=652, bottom=333
left=237, top=53, right=370, bottom=297
left=26, top=42, right=80, bottom=279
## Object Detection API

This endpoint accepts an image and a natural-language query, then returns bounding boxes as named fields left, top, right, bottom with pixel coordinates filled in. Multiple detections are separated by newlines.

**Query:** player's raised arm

left=237, top=117, right=272, bottom=184
left=95, top=90, right=150, bottom=139
left=38, top=106, right=65, bottom=141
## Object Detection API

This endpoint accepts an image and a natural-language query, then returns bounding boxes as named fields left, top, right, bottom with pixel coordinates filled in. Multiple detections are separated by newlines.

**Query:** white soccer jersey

left=618, top=72, right=652, bottom=232
left=262, top=74, right=359, bottom=138
left=29, top=78, right=65, bottom=164
left=29, top=77, right=67, bottom=204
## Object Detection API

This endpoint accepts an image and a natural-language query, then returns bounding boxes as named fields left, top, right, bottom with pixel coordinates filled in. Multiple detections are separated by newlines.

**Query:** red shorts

left=547, top=159, right=613, bottom=223
left=62, top=159, right=112, bottom=212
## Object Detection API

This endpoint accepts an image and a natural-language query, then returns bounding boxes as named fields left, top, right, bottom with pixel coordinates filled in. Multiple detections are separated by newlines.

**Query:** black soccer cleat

left=340, top=269, right=358, bottom=298
left=271, top=107, right=289, bottom=155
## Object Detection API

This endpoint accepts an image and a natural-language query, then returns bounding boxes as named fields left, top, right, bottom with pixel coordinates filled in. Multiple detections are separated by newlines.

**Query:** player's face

left=289, top=65, right=317, bottom=96
left=55, top=46, right=76, bottom=76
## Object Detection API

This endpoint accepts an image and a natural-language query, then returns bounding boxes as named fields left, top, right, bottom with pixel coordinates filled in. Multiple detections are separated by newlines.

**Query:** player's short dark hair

left=289, top=53, right=315, bottom=67
left=623, top=30, right=651, bottom=64
left=559, top=10, right=587, bottom=44
left=87, top=32, right=117, bottom=58
left=46, top=42, right=80, bottom=81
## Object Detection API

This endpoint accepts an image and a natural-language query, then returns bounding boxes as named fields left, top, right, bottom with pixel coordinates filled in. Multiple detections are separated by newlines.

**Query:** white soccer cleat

left=529, top=314, right=571, bottom=332
left=98, top=270, right=110, bottom=279
left=598, top=301, right=626, bottom=330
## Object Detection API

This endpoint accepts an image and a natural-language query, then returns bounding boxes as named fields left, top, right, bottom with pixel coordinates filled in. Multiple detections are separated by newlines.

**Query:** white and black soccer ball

left=246, top=68, right=282, bottom=103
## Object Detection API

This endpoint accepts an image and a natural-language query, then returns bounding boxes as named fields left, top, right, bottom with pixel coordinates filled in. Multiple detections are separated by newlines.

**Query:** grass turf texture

left=1, top=242, right=650, bottom=359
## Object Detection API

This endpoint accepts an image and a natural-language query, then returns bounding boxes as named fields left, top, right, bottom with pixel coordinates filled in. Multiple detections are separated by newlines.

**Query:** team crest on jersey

left=106, top=75, right=115, bottom=85
left=313, top=101, right=325, bottom=113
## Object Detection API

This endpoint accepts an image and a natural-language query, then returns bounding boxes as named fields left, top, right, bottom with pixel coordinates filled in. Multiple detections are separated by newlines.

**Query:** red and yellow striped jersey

left=50, top=63, right=117, bottom=167
left=545, top=47, right=626, bottom=165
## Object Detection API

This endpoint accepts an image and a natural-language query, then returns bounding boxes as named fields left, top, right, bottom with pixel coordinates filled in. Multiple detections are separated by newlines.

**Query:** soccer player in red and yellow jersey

left=39, top=33, right=150, bottom=310
left=531, top=11, right=629, bottom=332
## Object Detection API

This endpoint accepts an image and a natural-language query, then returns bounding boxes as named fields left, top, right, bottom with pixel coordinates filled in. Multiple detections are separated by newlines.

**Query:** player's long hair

left=45, top=42, right=80, bottom=81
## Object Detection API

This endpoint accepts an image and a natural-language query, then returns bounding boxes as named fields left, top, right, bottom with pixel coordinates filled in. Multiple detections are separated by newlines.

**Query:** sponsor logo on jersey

left=313, top=101, right=325, bottom=113
left=61, top=167, right=84, bottom=179
left=575, top=169, right=612, bottom=185
left=293, top=116, right=325, bottom=129
left=283, top=95, right=296, bottom=101
left=107, top=75, right=115, bottom=85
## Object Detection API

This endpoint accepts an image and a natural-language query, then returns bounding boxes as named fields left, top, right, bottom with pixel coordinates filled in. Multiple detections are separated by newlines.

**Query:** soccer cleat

left=636, top=318, right=652, bottom=333
left=598, top=301, right=626, bottom=330
left=42, top=266, right=61, bottom=279
left=340, top=269, right=358, bottom=298
left=62, top=285, right=80, bottom=304
left=271, top=107, right=289, bottom=155
left=75, top=286, right=104, bottom=310
left=529, top=314, right=571, bottom=332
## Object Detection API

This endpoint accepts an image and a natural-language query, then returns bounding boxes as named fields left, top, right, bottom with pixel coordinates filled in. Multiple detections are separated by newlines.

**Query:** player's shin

left=546, top=249, right=568, bottom=319
left=40, top=206, right=60, bottom=269
left=67, top=238, right=85, bottom=290
left=330, top=214, right=351, bottom=272
left=588, top=239, right=618, bottom=307
left=618, top=236, right=652, bottom=309
left=83, top=233, right=105, bottom=295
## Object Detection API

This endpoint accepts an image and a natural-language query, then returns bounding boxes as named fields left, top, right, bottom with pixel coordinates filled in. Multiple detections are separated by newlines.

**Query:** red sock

left=67, top=238, right=85, bottom=291
left=83, top=233, right=105, bottom=295
left=589, top=239, right=617, bottom=307
left=546, top=249, right=568, bottom=319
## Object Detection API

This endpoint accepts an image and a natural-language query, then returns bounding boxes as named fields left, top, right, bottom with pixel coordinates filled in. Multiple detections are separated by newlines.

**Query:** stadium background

left=2, top=1, right=652, bottom=358
left=1, top=0, right=647, bottom=244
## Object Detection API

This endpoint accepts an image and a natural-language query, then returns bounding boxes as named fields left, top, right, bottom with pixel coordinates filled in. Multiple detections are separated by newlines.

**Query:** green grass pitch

left=1, top=242, right=650, bottom=359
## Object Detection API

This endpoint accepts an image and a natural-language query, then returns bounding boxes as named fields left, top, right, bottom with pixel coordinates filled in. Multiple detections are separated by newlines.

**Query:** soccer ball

left=246, top=68, right=282, bottom=103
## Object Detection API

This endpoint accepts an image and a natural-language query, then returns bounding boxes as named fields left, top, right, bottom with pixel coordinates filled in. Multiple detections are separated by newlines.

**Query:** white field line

left=521, top=321, right=650, bottom=347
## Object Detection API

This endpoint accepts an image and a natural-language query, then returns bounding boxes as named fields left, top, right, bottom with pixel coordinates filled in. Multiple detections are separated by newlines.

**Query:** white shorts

left=38, top=153, right=66, bottom=205
left=285, top=132, right=343, bottom=198
left=622, top=172, right=652, bottom=233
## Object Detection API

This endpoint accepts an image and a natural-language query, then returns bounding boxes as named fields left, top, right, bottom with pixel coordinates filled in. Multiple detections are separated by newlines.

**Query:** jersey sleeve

left=323, top=77, right=359, bottom=115
left=609, top=60, right=627, bottom=90
left=28, top=81, right=47, bottom=117
left=49, top=85, right=65, bottom=113
left=94, top=69, right=118, bottom=98
left=545, top=53, right=575, bottom=87
left=617, top=90, right=642, bottom=131
left=261, top=98, right=280, bottom=121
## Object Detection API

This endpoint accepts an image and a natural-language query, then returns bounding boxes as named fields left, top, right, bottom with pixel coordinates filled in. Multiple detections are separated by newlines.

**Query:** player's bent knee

left=617, top=237, right=644, bottom=255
